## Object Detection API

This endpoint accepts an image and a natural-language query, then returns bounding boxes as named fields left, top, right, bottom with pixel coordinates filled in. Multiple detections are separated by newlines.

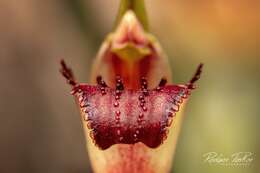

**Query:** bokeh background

left=0, top=0, right=258, bottom=173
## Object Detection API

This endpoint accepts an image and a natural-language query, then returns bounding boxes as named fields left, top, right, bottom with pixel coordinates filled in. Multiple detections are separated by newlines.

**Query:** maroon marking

left=97, top=76, right=108, bottom=87
left=60, top=60, right=203, bottom=150
left=187, top=63, right=203, bottom=89
left=159, top=78, right=167, bottom=87
left=60, top=59, right=77, bottom=87
left=116, top=75, right=124, bottom=91
left=156, top=78, right=167, bottom=91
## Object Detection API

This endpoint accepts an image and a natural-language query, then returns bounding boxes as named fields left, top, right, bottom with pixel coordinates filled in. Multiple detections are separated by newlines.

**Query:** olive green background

left=0, top=0, right=258, bottom=173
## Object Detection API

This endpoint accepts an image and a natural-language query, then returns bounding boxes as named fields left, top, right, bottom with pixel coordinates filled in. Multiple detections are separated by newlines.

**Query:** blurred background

left=0, top=0, right=258, bottom=173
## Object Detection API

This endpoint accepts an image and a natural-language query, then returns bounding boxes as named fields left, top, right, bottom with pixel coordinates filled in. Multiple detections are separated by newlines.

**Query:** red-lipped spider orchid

left=60, top=1, right=203, bottom=172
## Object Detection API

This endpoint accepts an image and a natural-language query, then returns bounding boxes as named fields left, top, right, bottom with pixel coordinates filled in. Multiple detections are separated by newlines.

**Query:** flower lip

left=60, top=60, right=203, bottom=150
left=73, top=83, right=190, bottom=150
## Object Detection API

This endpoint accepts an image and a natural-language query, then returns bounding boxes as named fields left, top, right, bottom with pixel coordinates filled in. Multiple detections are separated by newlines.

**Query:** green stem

left=114, top=0, right=149, bottom=31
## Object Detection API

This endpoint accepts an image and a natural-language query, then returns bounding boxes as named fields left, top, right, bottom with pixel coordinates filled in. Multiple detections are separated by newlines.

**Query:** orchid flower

left=60, top=0, right=203, bottom=172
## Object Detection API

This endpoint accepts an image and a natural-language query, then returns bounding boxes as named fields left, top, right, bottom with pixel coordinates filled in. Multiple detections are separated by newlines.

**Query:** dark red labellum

left=60, top=59, right=203, bottom=150
left=72, top=84, right=190, bottom=150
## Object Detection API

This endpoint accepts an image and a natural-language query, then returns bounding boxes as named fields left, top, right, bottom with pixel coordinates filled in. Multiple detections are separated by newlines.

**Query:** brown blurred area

left=0, top=0, right=259, bottom=173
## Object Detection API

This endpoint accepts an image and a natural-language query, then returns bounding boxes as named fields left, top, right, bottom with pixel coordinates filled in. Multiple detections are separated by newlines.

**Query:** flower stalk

left=115, top=0, right=149, bottom=31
